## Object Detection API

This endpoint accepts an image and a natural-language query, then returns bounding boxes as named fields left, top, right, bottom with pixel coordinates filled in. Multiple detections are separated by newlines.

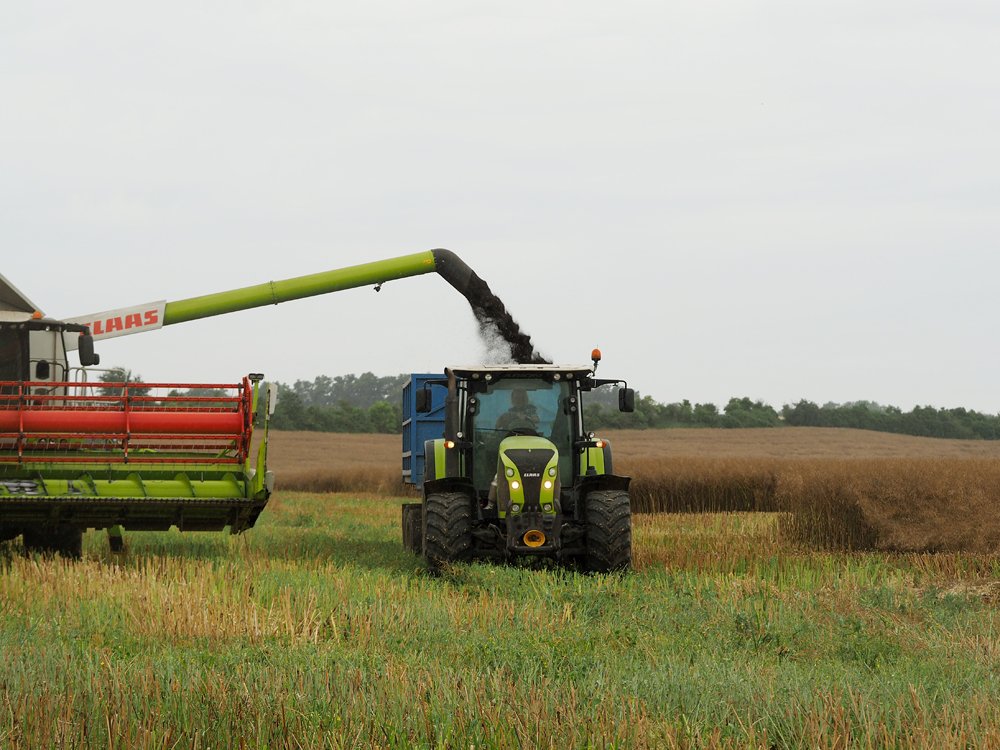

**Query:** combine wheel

left=22, top=527, right=84, bottom=560
left=422, top=492, right=473, bottom=569
left=583, top=490, right=632, bottom=573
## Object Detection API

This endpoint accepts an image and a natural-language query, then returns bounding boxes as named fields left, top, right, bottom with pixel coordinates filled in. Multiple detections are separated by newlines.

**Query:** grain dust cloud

left=432, top=249, right=549, bottom=365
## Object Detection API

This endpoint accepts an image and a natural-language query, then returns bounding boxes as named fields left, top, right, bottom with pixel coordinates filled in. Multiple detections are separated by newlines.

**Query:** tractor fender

left=577, top=473, right=631, bottom=495
left=423, top=477, right=476, bottom=498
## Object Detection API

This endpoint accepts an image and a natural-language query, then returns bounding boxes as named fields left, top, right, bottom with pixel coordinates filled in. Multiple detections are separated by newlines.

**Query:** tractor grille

left=504, top=448, right=554, bottom=506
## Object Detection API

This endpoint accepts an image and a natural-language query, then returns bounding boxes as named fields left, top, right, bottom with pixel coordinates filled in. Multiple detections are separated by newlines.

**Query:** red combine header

left=0, top=379, right=254, bottom=465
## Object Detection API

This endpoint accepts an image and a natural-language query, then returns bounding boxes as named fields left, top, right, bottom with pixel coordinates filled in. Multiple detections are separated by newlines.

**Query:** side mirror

left=78, top=334, right=100, bottom=366
left=35, top=360, right=51, bottom=380
left=618, top=388, right=636, bottom=413
left=415, top=388, right=432, bottom=413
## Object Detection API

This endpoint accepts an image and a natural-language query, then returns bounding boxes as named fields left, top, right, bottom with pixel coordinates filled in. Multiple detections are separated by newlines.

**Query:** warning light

left=591, top=348, right=602, bottom=362
left=445, top=440, right=456, bottom=449
left=595, top=440, right=605, bottom=449
left=32, top=311, right=43, bottom=320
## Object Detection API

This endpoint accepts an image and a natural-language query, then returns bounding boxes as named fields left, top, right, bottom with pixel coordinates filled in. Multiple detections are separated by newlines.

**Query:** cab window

left=0, top=328, right=24, bottom=382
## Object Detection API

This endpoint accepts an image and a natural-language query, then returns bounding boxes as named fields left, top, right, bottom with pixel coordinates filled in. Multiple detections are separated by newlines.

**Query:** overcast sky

left=2, top=2, right=999, bottom=411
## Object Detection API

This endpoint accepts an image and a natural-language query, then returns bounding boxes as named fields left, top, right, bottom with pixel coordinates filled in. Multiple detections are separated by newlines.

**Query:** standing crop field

left=270, top=428, right=1000, bottom=552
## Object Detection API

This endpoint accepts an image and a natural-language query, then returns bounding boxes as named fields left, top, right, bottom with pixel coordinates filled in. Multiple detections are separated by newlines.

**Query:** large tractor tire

left=583, top=490, right=632, bottom=573
left=22, top=526, right=84, bottom=560
left=422, top=491, right=474, bottom=569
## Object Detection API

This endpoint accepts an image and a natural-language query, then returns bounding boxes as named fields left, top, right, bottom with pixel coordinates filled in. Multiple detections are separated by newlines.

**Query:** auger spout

left=67, top=248, right=546, bottom=363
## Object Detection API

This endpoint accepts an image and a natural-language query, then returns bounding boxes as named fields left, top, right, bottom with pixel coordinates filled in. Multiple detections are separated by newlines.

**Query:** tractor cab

left=402, top=360, right=637, bottom=571
left=458, top=366, right=584, bottom=501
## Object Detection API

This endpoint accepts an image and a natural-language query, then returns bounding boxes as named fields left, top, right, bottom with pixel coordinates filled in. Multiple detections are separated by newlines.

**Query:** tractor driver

left=496, top=387, right=539, bottom=435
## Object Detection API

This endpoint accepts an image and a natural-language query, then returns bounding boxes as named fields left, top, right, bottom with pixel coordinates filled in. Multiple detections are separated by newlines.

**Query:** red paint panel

left=0, top=410, right=242, bottom=435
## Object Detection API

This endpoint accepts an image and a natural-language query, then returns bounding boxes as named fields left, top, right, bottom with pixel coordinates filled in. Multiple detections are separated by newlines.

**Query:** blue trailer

left=401, top=373, right=447, bottom=488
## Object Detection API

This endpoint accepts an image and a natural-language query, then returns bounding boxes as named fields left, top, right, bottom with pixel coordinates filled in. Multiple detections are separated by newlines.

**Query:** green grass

left=3, top=494, right=1000, bottom=748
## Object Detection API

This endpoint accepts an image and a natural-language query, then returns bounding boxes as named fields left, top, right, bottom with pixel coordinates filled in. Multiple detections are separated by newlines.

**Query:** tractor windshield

left=471, top=378, right=574, bottom=492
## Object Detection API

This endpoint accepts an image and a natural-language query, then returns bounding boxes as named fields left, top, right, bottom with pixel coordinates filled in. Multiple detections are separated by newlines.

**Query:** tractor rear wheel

left=583, top=490, right=632, bottom=572
left=22, top=526, right=84, bottom=560
left=422, top=492, right=474, bottom=569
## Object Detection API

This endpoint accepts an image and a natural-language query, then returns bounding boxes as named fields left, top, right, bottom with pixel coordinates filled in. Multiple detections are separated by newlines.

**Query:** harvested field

left=6, top=430, right=1000, bottom=745
left=5, top=495, right=1000, bottom=747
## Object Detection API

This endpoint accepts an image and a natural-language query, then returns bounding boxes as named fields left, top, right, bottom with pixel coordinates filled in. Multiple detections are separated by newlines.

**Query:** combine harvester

left=0, top=249, right=537, bottom=557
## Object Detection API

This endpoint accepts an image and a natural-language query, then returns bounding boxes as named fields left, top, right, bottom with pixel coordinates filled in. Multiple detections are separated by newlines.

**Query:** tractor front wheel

left=422, top=492, right=474, bottom=569
left=583, top=490, right=632, bottom=572
left=22, top=526, right=84, bottom=560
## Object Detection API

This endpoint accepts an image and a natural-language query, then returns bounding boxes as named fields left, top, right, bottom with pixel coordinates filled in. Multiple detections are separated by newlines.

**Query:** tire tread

left=584, top=490, right=632, bottom=572
left=422, top=492, right=473, bottom=567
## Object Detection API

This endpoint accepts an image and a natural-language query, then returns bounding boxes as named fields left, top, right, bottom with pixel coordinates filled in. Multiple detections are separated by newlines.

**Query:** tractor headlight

left=543, top=480, right=553, bottom=490
left=511, top=504, right=520, bottom=513
left=548, top=467, right=556, bottom=477
left=510, top=480, right=520, bottom=491
left=506, top=467, right=515, bottom=478
left=543, top=503, right=553, bottom=512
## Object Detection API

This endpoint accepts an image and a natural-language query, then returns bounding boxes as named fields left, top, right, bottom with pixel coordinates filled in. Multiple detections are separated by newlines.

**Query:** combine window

left=0, top=328, right=24, bottom=382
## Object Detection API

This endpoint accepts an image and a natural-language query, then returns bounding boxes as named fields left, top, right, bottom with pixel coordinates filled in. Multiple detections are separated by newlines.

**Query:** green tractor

left=401, top=354, right=635, bottom=572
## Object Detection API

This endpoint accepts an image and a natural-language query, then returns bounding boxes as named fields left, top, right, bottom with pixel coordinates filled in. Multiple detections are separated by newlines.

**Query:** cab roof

left=449, top=364, right=594, bottom=379
left=0, top=272, right=42, bottom=316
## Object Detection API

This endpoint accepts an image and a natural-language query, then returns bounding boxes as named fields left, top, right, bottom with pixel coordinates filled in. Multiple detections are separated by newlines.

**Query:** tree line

left=101, top=368, right=1000, bottom=440
left=586, top=393, right=1000, bottom=440
left=269, top=373, right=406, bottom=433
